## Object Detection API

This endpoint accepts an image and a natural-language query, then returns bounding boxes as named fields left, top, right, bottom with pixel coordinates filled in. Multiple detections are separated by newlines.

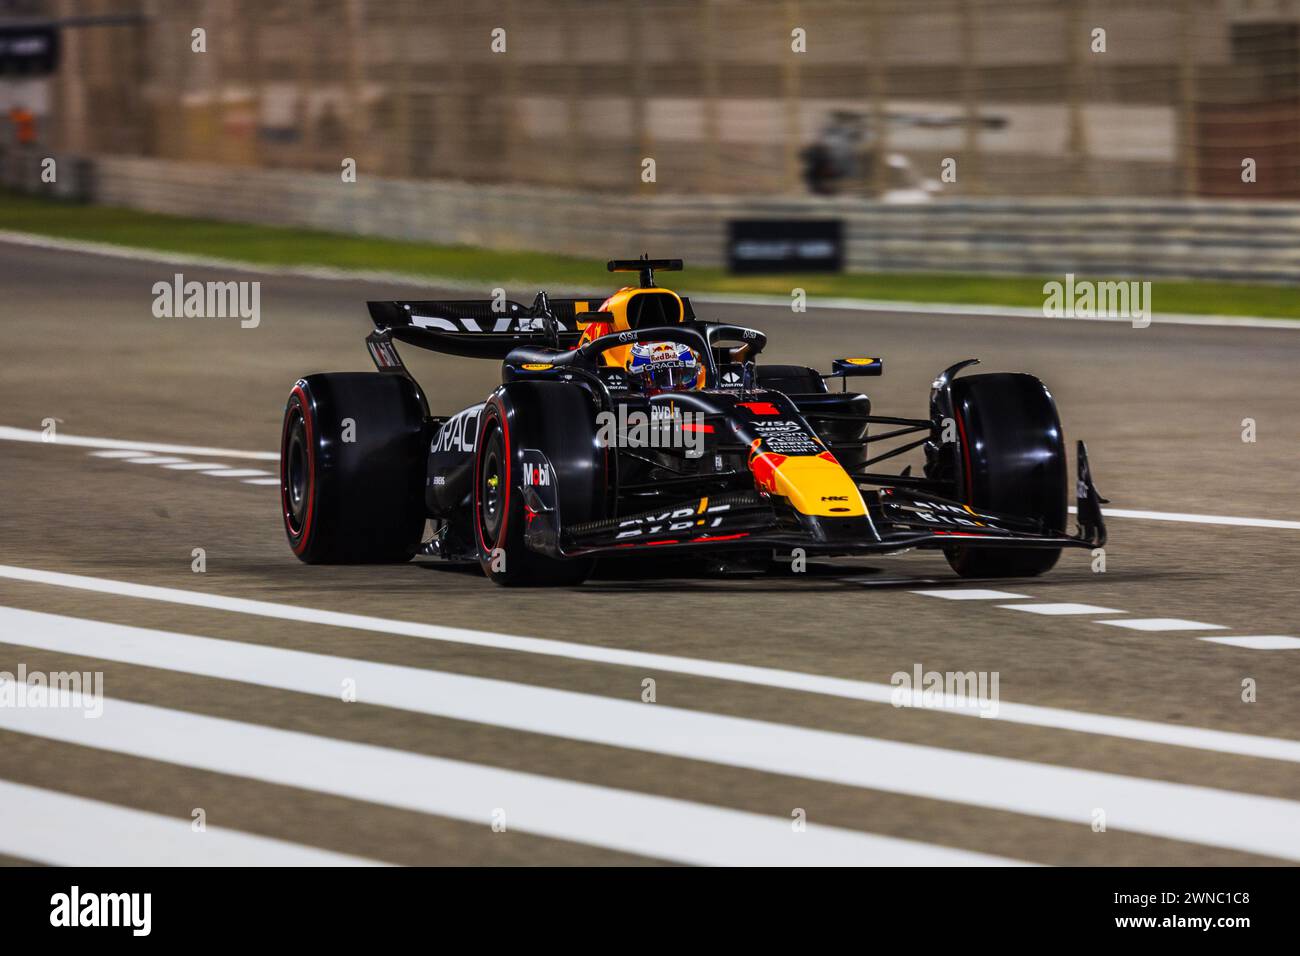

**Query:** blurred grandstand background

left=3, top=0, right=1298, bottom=197
left=3, top=0, right=1300, bottom=283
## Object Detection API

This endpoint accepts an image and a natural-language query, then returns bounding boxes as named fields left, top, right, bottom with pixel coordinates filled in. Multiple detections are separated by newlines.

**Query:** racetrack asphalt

left=1, top=239, right=1298, bottom=865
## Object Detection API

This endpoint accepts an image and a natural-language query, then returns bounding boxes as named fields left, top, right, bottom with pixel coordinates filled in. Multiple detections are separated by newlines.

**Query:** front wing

left=522, top=442, right=1108, bottom=560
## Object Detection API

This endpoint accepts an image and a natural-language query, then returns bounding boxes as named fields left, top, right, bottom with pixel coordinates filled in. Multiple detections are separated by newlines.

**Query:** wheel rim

left=479, top=427, right=505, bottom=546
left=284, top=408, right=309, bottom=536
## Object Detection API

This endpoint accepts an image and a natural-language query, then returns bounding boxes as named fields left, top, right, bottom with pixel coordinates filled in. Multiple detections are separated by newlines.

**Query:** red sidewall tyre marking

left=281, top=384, right=317, bottom=555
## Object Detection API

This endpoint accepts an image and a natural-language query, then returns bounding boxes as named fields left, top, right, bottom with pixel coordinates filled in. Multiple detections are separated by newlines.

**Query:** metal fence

left=6, top=0, right=1300, bottom=199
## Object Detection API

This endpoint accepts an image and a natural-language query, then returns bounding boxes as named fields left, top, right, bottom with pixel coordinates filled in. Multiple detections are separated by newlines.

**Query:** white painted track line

left=999, top=603, right=1124, bottom=615
left=200, top=469, right=273, bottom=478
left=0, top=779, right=384, bottom=866
left=700, top=288, right=1300, bottom=330
left=1100, top=619, right=1228, bottom=632
left=0, top=689, right=1019, bottom=866
left=1069, top=504, right=1300, bottom=531
left=1, top=565, right=1297, bottom=764
left=912, top=589, right=1029, bottom=600
left=5, top=229, right=1299, bottom=331
left=2, top=605, right=1299, bottom=860
left=0, top=425, right=278, bottom=461
left=1200, top=636, right=1300, bottom=650
left=9, top=425, right=1300, bottom=532
left=84, top=446, right=279, bottom=482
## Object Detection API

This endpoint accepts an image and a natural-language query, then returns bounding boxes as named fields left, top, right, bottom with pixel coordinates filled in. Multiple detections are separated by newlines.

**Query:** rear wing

left=366, top=297, right=593, bottom=361
left=365, top=293, right=698, bottom=362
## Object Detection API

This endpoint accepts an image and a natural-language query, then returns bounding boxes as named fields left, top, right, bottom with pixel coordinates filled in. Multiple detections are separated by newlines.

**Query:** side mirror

left=830, top=357, right=883, bottom=377
left=825, top=357, right=882, bottom=392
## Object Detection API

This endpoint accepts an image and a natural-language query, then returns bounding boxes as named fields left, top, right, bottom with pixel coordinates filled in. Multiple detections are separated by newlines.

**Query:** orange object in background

left=8, top=107, right=36, bottom=145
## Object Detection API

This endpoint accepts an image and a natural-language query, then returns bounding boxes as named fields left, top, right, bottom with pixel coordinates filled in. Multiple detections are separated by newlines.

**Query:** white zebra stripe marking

left=1, top=565, right=1296, bottom=764
left=1, top=604, right=1298, bottom=860
left=0, top=779, right=385, bottom=866
left=0, top=688, right=1020, bottom=867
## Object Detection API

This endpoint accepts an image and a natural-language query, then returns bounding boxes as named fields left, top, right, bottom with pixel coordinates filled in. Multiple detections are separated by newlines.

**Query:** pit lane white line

left=1067, top=504, right=1300, bottom=531
left=0, top=426, right=278, bottom=461
left=6, top=229, right=1300, bottom=331
left=0, top=779, right=384, bottom=866
left=0, top=689, right=1018, bottom=867
left=998, top=603, right=1124, bottom=616
left=85, top=448, right=275, bottom=481
left=1100, top=618, right=1228, bottom=632
left=0, top=605, right=1294, bottom=861
left=910, top=589, right=1029, bottom=600
left=1200, top=636, right=1300, bottom=650
left=0, top=571, right=1297, bottom=769
left=9, top=425, right=1300, bottom=531
left=199, top=469, right=274, bottom=478
left=85, top=450, right=275, bottom=484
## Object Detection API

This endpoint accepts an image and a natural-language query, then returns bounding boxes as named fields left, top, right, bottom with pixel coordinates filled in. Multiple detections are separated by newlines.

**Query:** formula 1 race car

left=279, top=258, right=1108, bottom=586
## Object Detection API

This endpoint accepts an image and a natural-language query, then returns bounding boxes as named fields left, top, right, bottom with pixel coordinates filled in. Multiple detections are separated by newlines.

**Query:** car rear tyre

left=943, top=372, right=1067, bottom=578
left=280, top=373, right=427, bottom=563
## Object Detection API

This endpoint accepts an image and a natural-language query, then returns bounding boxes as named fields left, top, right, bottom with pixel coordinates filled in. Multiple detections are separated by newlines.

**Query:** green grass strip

left=3, top=190, right=1297, bottom=318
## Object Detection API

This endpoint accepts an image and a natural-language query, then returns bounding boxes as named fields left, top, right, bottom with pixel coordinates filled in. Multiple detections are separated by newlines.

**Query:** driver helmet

left=626, top=341, right=703, bottom=394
